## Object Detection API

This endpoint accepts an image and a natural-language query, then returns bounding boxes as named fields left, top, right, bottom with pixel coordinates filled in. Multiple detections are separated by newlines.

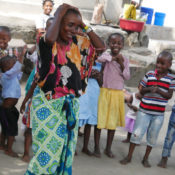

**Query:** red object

left=119, top=18, right=145, bottom=32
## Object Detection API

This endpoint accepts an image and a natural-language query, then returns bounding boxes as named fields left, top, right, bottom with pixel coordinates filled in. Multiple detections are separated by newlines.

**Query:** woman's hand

left=54, top=3, right=79, bottom=19
left=20, top=102, right=26, bottom=114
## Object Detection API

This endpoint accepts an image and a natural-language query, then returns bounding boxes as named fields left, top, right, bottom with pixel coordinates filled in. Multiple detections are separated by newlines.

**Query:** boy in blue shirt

left=158, top=104, right=175, bottom=168
left=0, top=46, right=26, bottom=157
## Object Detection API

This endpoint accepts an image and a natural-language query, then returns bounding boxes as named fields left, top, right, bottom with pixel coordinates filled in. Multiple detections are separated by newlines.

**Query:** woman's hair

left=158, top=50, right=173, bottom=63
left=42, top=0, right=54, bottom=6
left=107, top=33, right=124, bottom=45
left=64, top=8, right=80, bottom=18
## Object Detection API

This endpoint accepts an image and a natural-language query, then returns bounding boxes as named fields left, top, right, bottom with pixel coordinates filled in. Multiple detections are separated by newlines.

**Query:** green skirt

left=25, top=90, right=79, bottom=175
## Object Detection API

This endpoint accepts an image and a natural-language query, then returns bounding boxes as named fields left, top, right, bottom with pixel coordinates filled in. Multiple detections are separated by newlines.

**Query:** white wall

left=142, top=0, right=175, bottom=27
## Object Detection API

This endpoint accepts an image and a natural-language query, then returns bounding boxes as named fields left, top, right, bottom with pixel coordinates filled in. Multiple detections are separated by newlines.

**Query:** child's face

left=0, top=31, right=11, bottom=50
left=156, top=56, right=171, bottom=74
left=109, top=35, right=124, bottom=55
left=43, top=1, right=53, bottom=15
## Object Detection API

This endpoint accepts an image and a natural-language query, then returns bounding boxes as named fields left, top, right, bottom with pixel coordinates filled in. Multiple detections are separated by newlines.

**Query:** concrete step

left=0, top=0, right=93, bottom=21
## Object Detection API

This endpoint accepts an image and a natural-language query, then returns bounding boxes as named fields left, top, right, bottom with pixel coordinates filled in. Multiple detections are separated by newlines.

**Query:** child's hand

left=149, top=86, right=159, bottom=93
left=113, top=54, right=124, bottom=63
left=113, top=54, right=124, bottom=71
left=18, top=45, right=27, bottom=63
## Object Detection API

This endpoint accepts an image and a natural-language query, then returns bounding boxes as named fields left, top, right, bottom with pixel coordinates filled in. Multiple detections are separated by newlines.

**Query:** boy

left=157, top=104, right=175, bottom=168
left=120, top=50, right=175, bottom=167
left=0, top=46, right=26, bottom=157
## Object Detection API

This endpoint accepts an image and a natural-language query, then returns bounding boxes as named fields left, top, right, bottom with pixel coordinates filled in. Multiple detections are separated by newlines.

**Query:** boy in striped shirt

left=120, top=50, right=175, bottom=167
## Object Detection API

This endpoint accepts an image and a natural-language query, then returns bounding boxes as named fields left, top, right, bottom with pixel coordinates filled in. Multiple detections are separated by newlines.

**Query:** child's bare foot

left=5, top=150, right=19, bottom=158
left=82, top=148, right=93, bottom=156
left=122, top=139, right=130, bottom=143
left=93, top=148, right=101, bottom=158
left=120, top=156, right=131, bottom=165
left=22, top=155, right=30, bottom=163
left=78, top=131, right=84, bottom=137
left=142, top=159, right=151, bottom=168
left=104, top=149, right=115, bottom=158
left=157, top=157, right=168, bottom=168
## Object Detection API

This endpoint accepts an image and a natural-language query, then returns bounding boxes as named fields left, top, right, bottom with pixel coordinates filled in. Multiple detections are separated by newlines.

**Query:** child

left=120, top=50, right=175, bottom=167
left=0, top=26, right=13, bottom=147
left=79, top=61, right=102, bottom=156
left=0, top=46, right=26, bottom=157
left=157, top=103, right=175, bottom=168
left=122, top=86, right=142, bottom=143
left=35, top=0, right=54, bottom=34
left=94, top=33, right=130, bottom=158
left=20, top=17, right=54, bottom=162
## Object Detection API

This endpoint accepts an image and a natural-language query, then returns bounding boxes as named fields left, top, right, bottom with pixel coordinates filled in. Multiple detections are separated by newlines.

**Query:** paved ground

left=0, top=82, right=175, bottom=175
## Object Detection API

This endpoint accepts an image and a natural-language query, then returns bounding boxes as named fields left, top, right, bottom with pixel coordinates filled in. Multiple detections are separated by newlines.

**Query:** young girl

left=35, top=0, right=54, bottom=34
left=122, top=86, right=142, bottom=143
left=120, top=51, right=175, bottom=167
left=94, top=33, right=130, bottom=158
left=78, top=61, right=102, bottom=156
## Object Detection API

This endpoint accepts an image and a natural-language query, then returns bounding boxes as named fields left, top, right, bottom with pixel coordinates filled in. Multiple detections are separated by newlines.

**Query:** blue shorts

left=130, top=111, right=164, bottom=147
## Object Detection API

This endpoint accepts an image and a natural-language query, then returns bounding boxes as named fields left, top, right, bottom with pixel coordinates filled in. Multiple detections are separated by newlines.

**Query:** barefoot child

left=120, top=50, right=175, bottom=167
left=157, top=103, right=175, bottom=168
left=0, top=46, right=26, bottom=157
left=35, top=0, right=54, bottom=34
left=0, top=26, right=13, bottom=148
left=94, top=33, right=130, bottom=158
left=122, top=86, right=142, bottom=143
left=79, top=61, right=102, bottom=156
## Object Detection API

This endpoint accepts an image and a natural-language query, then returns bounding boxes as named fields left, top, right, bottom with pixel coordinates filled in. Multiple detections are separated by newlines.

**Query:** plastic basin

left=119, top=19, right=145, bottom=32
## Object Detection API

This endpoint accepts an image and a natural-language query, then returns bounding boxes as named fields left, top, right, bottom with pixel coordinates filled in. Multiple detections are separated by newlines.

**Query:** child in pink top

left=94, top=33, right=130, bottom=158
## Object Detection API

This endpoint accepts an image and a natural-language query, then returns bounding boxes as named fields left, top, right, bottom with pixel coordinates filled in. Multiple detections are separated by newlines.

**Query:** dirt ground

left=0, top=82, right=175, bottom=175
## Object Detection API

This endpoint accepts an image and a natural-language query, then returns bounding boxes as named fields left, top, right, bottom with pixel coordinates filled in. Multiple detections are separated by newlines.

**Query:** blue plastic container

left=154, top=12, right=166, bottom=26
left=140, top=7, right=154, bottom=24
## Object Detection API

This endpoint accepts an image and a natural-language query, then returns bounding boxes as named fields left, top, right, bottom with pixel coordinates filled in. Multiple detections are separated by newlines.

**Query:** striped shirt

left=140, top=70, right=175, bottom=115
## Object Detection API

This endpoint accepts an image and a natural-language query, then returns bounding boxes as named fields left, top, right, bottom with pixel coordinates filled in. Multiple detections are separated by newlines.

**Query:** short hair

left=0, top=55, right=16, bottom=69
left=107, top=33, right=125, bottom=45
left=64, top=8, right=80, bottom=18
left=0, top=26, right=10, bottom=35
left=158, top=50, right=173, bottom=63
left=46, top=17, right=54, bottom=25
left=42, top=0, right=54, bottom=6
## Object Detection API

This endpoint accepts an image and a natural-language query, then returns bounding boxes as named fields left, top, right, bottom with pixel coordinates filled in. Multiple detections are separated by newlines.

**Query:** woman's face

left=43, top=1, right=53, bottom=15
left=59, top=13, right=82, bottom=44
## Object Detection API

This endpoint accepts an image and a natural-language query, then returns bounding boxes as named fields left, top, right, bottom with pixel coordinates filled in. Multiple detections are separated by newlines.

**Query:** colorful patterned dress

left=25, top=35, right=95, bottom=175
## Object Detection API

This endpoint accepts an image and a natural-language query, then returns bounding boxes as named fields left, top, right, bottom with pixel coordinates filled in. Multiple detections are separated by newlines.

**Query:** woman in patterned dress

left=25, top=3, right=104, bottom=175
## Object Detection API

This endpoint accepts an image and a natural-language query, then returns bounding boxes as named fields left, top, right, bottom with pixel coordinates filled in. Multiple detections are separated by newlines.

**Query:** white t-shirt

left=126, top=92, right=140, bottom=120
left=35, top=14, right=53, bottom=29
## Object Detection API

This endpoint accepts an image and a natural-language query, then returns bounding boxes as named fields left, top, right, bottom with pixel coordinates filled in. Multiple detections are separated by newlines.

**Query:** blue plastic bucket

left=154, top=12, right=166, bottom=26
left=140, top=7, right=154, bottom=24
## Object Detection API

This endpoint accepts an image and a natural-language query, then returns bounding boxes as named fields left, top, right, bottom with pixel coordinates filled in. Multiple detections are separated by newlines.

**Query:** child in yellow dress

left=94, top=33, right=130, bottom=158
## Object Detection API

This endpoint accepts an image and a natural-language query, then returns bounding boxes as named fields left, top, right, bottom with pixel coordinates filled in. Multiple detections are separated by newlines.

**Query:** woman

left=25, top=3, right=104, bottom=175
